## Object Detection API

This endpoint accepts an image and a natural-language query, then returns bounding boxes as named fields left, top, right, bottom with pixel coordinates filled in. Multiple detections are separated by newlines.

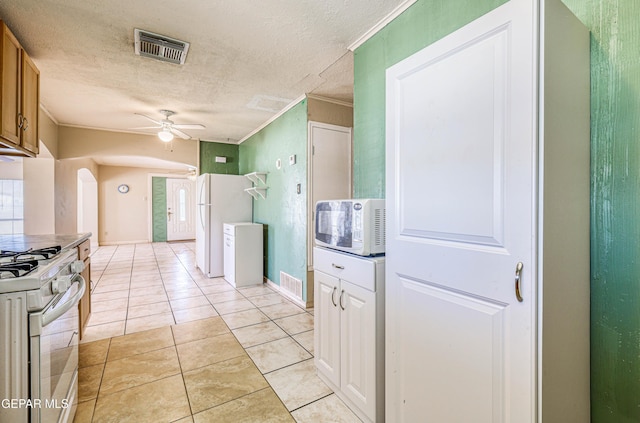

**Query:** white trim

left=306, top=94, right=353, bottom=108
left=265, top=277, right=310, bottom=309
left=39, top=104, right=59, bottom=125
left=237, top=94, right=306, bottom=144
left=306, top=121, right=353, bottom=270
left=99, top=240, right=148, bottom=246
left=147, top=173, right=190, bottom=243
left=348, top=0, right=419, bottom=51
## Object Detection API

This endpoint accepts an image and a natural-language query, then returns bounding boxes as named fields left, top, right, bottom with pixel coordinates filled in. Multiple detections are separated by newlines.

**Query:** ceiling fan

left=134, top=109, right=205, bottom=141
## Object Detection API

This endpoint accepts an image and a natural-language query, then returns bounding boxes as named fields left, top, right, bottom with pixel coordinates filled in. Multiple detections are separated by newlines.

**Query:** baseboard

left=265, top=277, right=313, bottom=309
left=98, top=240, right=149, bottom=246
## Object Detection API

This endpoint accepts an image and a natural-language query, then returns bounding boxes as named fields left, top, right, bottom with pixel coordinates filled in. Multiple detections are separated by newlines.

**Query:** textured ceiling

left=0, top=0, right=411, bottom=147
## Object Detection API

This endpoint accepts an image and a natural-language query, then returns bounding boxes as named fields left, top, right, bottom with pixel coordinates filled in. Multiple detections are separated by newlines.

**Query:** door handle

left=515, top=262, right=524, bottom=302
left=167, top=209, right=173, bottom=221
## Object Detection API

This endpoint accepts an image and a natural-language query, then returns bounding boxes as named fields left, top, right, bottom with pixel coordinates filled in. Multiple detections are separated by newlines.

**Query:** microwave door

left=315, top=202, right=352, bottom=247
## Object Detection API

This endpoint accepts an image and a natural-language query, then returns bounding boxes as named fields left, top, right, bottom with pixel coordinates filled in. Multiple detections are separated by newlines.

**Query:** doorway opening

left=77, top=168, right=98, bottom=251
left=150, top=175, right=195, bottom=242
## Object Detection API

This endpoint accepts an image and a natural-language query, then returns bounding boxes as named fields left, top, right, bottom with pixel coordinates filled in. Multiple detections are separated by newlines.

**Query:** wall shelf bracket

left=245, top=172, right=267, bottom=185
left=244, top=187, right=268, bottom=200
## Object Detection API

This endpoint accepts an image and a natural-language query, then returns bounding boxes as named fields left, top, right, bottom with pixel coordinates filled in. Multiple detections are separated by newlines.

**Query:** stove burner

left=0, top=246, right=62, bottom=262
left=0, top=260, right=39, bottom=278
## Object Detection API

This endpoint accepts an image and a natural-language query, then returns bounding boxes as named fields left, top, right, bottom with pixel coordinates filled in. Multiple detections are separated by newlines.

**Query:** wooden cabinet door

left=340, top=279, right=376, bottom=421
left=314, top=269, right=340, bottom=386
left=0, top=23, right=20, bottom=145
left=20, top=50, right=39, bottom=155
left=79, top=258, right=91, bottom=339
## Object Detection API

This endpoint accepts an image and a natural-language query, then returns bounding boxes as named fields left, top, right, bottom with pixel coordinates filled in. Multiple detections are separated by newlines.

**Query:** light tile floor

left=74, top=242, right=362, bottom=423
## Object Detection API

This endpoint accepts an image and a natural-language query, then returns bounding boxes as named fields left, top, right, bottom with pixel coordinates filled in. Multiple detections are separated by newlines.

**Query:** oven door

left=29, top=275, right=86, bottom=423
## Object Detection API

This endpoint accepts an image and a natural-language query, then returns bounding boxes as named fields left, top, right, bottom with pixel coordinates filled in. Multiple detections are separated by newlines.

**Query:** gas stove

left=0, top=247, right=82, bottom=309
left=0, top=242, right=86, bottom=423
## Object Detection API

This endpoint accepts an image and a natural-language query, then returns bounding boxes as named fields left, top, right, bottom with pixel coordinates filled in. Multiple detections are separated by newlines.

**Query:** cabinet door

left=224, top=235, right=235, bottom=284
left=20, top=50, right=39, bottom=155
left=0, top=23, right=20, bottom=145
left=78, top=258, right=91, bottom=339
left=314, top=269, right=340, bottom=386
left=340, top=279, right=376, bottom=421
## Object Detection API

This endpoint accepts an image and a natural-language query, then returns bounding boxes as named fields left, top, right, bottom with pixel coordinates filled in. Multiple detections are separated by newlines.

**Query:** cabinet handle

left=331, top=286, right=337, bottom=307
left=515, top=262, right=524, bottom=302
left=17, top=114, right=23, bottom=129
left=332, top=263, right=344, bottom=270
left=339, top=289, right=345, bottom=310
left=22, top=118, right=28, bottom=131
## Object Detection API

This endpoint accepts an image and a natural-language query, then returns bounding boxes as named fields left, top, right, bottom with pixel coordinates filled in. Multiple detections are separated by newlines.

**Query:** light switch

left=289, top=154, right=296, bottom=165
left=296, top=183, right=301, bottom=194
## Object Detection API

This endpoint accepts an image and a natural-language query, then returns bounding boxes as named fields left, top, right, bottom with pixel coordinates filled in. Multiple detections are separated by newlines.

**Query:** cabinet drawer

left=313, top=247, right=376, bottom=292
left=77, top=239, right=91, bottom=261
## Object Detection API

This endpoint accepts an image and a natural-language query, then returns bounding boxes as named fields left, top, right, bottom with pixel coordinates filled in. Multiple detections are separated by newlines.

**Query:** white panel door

left=166, top=178, right=196, bottom=241
left=386, top=2, right=537, bottom=423
left=308, top=122, right=352, bottom=267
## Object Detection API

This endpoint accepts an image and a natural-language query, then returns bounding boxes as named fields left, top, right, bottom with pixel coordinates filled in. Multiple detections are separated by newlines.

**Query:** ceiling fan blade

left=134, top=113, right=162, bottom=125
left=130, top=125, right=162, bottom=130
left=170, top=128, right=192, bottom=139
left=172, top=123, right=206, bottom=130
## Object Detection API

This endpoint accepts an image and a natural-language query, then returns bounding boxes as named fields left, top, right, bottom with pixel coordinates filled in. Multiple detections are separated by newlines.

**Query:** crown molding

left=348, top=0, right=418, bottom=51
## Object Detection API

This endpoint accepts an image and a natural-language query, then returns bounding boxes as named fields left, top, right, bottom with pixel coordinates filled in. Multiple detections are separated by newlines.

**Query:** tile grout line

left=81, top=242, right=325, bottom=422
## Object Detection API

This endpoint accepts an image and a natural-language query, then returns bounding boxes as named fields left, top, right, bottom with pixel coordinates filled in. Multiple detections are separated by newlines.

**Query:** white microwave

left=315, top=199, right=385, bottom=256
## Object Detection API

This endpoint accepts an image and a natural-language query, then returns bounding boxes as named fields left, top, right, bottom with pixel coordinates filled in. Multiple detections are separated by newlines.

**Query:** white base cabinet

left=223, top=223, right=263, bottom=288
left=313, top=247, right=385, bottom=423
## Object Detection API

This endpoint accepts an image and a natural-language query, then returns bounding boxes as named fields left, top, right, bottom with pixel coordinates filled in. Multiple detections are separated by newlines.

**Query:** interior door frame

left=306, top=121, right=353, bottom=270
left=147, top=172, right=195, bottom=243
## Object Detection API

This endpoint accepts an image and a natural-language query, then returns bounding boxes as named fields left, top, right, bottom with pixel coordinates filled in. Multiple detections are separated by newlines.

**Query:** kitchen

left=0, top=0, right=638, bottom=422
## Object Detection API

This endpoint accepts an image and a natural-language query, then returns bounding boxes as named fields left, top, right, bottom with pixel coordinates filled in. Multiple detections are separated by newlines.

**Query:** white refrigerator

left=196, top=173, right=252, bottom=277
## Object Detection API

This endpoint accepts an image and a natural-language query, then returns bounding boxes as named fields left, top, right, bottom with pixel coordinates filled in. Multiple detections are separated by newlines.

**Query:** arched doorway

left=77, top=168, right=98, bottom=251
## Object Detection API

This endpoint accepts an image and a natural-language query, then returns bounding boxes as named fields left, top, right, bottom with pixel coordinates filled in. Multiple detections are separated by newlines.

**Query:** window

left=0, top=180, right=23, bottom=235
left=179, top=188, right=186, bottom=222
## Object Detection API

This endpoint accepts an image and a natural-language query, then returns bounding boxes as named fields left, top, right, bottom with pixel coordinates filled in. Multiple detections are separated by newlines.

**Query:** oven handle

left=42, top=274, right=86, bottom=328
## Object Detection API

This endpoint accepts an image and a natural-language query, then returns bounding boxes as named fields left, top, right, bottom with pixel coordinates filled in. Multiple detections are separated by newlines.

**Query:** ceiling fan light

left=158, top=129, right=174, bottom=142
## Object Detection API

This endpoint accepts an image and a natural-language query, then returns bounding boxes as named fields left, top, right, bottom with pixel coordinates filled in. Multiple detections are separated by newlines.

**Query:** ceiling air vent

left=134, top=29, right=190, bottom=65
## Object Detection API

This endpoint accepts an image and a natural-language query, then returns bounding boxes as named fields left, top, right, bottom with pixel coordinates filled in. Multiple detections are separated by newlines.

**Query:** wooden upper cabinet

left=20, top=51, right=39, bottom=155
left=0, top=23, right=20, bottom=145
left=0, top=21, right=39, bottom=157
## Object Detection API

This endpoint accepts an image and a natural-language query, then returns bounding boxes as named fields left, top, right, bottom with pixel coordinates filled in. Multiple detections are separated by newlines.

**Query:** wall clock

left=117, top=184, right=129, bottom=194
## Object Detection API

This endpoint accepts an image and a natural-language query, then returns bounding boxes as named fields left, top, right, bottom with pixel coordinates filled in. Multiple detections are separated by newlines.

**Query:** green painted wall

left=353, top=0, right=507, bottom=198
left=561, top=1, right=640, bottom=421
left=199, top=141, right=240, bottom=174
left=354, top=0, right=640, bottom=421
left=239, top=100, right=309, bottom=299
left=151, top=177, right=167, bottom=242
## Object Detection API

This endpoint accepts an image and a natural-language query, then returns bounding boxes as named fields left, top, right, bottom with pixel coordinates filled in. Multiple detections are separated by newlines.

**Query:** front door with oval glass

left=166, top=178, right=196, bottom=241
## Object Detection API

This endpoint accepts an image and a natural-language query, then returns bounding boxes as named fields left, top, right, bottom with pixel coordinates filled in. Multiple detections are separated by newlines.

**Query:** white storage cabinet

left=313, top=246, right=385, bottom=423
left=223, top=223, right=263, bottom=288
